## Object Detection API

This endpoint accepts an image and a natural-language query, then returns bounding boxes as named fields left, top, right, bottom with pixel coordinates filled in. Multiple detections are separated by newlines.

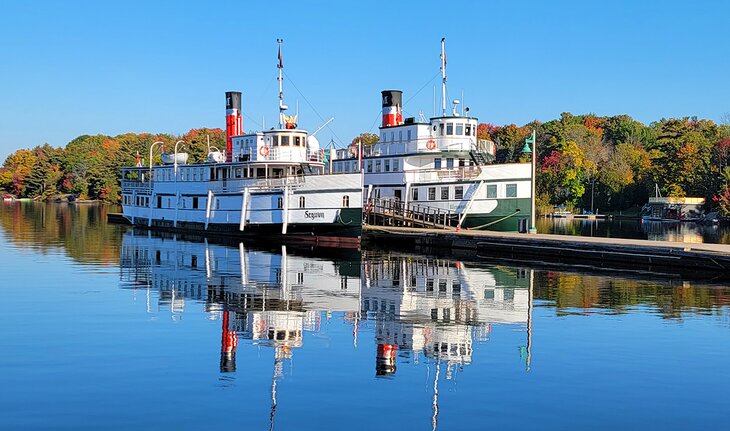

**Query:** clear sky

left=1, top=0, right=729, bottom=161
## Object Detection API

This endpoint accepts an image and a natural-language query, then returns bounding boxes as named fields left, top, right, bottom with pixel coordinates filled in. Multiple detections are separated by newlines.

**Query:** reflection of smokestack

left=220, top=310, right=238, bottom=373
left=375, top=343, right=397, bottom=376
left=381, top=90, right=403, bottom=128
left=225, top=91, right=243, bottom=163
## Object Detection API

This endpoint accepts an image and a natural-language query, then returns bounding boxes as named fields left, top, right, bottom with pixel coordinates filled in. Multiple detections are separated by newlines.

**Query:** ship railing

left=368, top=136, right=476, bottom=156
left=242, top=146, right=324, bottom=163
left=406, top=166, right=482, bottom=183
left=121, top=180, right=154, bottom=192
left=210, top=175, right=308, bottom=193
left=364, top=197, right=457, bottom=230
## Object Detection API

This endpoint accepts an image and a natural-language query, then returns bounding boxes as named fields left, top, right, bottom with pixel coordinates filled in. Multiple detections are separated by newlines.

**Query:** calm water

left=2, top=202, right=730, bottom=430
left=538, top=217, right=730, bottom=244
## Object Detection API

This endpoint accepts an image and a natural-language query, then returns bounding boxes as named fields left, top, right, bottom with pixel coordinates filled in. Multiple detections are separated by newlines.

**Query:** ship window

left=272, top=135, right=279, bottom=146
left=504, top=288, right=515, bottom=302
left=434, top=158, right=442, bottom=169
left=393, top=159, right=399, bottom=171
left=375, top=160, right=381, bottom=172
left=234, top=168, right=242, bottom=178
left=398, top=131, right=402, bottom=142
left=157, top=196, right=162, bottom=208
left=256, top=168, right=265, bottom=178
left=506, top=183, right=517, bottom=198
left=439, top=123, right=444, bottom=136
left=446, top=158, right=454, bottom=169
left=428, top=187, right=436, bottom=200
left=382, top=133, right=386, bottom=142
left=181, top=198, right=186, bottom=209
left=277, top=197, right=283, bottom=209
left=193, top=169, right=197, bottom=181
left=486, top=184, right=497, bottom=198
left=407, top=130, right=411, bottom=141
left=455, top=186, right=464, bottom=200
left=390, top=132, right=394, bottom=142
left=441, top=187, right=449, bottom=200
left=192, top=197, right=198, bottom=209
left=353, top=161, right=358, bottom=172
left=343, top=195, right=350, bottom=207
left=447, top=123, right=454, bottom=135
left=295, top=136, right=301, bottom=146
left=484, top=289, right=495, bottom=300
left=456, top=123, right=464, bottom=135
left=412, top=187, right=419, bottom=201
left=465, top=124, right=471, bottom=136
left=299, top=196, right=305, bottom=208
left=384, top=160, right=390, bottom=171
left=282, top=136, right=289, bottom=146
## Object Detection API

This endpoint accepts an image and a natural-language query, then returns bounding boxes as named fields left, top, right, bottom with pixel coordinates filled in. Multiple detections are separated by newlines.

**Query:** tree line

left=475, top=113, right=730, bottom=216
left=3, top=113, right=730, bottom=216
left=0, top=128, right=225, bottom=201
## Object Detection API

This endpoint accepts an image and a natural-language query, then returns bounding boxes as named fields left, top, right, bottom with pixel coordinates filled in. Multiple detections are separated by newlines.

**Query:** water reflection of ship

left=362, top=251, right=534, bottom=430
left=119, top=233, right=535, bottom=430
left=120, top=230, right=363, bottom=430
left=362, top=251, right=531, bottom=374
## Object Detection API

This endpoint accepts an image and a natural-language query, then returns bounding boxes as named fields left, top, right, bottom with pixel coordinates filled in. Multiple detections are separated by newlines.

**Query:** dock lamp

left=522, top=130, right=537, bottom=234
left=149, top=141, right=165, bottom=177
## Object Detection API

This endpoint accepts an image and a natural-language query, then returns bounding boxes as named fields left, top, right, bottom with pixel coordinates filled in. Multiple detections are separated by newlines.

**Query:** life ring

left=426, top=139, right=436, bottom=150
left=259, top=146, right=269, bottom=157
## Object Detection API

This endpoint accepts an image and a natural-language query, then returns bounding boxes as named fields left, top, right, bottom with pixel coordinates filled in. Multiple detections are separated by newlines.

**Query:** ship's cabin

left=231, top=128, right=323, bottom=164
left=373, top=115, right=480, bottom=156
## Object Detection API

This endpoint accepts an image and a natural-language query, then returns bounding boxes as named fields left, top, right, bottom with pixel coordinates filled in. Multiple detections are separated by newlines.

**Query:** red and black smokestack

left=375, top=343, right=397, bottom=376
left=381, top=90, right=403, bottom=128
left=225, top=91, right=243, bottom=162
left=220, top=310, right=238, bottom=373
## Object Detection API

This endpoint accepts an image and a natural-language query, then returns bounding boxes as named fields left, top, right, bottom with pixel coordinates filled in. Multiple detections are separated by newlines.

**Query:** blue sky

left=1, top=0, right=729, bottom=161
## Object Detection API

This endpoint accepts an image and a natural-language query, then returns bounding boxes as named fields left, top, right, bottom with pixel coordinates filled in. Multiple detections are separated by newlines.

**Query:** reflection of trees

left=535, top=271, right=730, bottom=320
left=0, top=202, right=123, bottom=265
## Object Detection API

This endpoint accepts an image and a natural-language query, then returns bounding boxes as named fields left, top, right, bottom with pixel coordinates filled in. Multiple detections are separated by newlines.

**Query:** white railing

left=239, top=146, right=324, bottom=163
left=406, top=166, right=482, bottom=182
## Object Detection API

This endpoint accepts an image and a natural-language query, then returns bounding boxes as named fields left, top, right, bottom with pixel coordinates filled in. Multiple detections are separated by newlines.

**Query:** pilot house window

left=299, top=196, right=305, bottom=208
left=342, top=195, right=350, bottom=207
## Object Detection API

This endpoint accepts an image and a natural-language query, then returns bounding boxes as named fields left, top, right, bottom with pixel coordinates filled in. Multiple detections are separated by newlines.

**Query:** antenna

left=461, top=90, right=464, bottom=116
left=277, top=38, right=286, bottom=128
left=440, top=38, right=447, bottom=116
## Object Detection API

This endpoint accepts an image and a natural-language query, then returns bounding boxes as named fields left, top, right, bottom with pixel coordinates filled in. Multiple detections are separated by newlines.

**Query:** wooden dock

left=363, top=225, right=730, bottom=277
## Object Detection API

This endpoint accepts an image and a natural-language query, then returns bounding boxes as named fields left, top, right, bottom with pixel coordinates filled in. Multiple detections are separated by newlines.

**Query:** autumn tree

left=351, top=133, right=379, bottom=146
left=0, top=149, right=37, bottom=196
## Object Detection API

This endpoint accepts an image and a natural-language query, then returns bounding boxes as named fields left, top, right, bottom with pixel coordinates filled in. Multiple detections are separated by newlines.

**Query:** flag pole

left=530, top=130, right=537, bottom=234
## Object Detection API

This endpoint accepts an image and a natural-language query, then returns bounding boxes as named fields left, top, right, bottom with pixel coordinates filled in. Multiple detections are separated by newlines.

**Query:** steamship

left=326, top=39, right=532, bottom=231
left=120, top=41, right=363, bottom=246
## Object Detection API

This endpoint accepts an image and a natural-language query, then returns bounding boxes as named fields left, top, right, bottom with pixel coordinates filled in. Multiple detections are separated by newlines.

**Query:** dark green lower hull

left=461, top=198, right=532, bottom=232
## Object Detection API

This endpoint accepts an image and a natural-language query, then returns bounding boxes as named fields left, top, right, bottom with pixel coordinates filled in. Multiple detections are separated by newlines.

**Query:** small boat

left=160, top=152, right=189, bottom=165
left=2, top=194, right=14, bottom=202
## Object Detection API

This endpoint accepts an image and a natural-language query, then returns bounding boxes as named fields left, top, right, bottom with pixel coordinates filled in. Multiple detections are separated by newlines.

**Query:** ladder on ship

left=364, top=198, right=458, bottom=230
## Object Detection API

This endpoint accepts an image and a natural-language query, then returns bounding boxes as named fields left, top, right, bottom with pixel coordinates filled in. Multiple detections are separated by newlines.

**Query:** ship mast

left=277, top=38, right=288, bottom=129
left=440, top=38, right=447, bottom=117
